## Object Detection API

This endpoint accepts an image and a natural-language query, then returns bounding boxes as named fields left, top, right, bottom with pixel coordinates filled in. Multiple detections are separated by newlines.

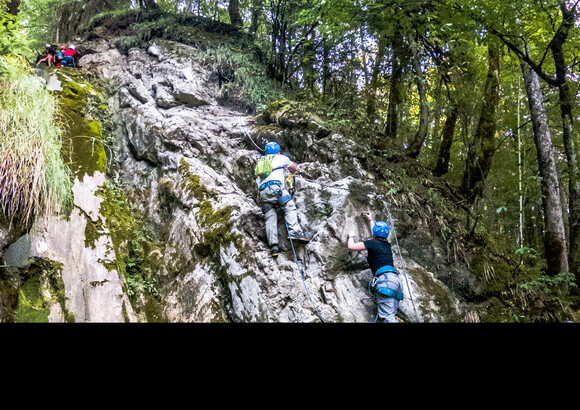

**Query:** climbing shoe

left=288, top=233, right=310, bottom=244
left=270, top=245, right=279, bottom=257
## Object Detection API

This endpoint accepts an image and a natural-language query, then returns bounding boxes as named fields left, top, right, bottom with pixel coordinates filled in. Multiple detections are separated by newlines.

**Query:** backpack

left=254, top=154, right=276, bottom=178
left=55, top=52, right=63, bottom=66
left=62, top=55, right=74, bottom=67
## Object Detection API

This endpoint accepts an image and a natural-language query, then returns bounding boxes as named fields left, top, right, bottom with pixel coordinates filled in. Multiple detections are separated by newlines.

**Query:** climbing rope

left=296, top=174, right=350, bottom=191
left=284, top=173, right=415, bottom=323
left=243, top=129, right=265, bottom=153
left=383, top=201, right=419, bottom=321
left=284, top=219, right=327, bottom=323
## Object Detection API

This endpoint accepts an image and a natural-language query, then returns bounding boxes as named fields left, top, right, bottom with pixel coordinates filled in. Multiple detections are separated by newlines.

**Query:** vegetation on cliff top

left=0, top=55, right=72, bottom=226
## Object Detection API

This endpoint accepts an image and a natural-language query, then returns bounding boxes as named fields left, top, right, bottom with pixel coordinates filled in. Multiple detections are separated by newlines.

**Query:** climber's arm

left=347, top=231, right=366, bottom=251
left=287, top=162, right=298, bottom=173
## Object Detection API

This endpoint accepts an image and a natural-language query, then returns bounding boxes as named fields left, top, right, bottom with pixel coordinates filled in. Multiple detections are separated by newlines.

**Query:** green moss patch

left=178, top=158, right=241, bottom=260
left=94, top=180, right=165, bottom=321
left=14, top=258, right=73, bottom=323
left=52, top=69, right=109, bottom=178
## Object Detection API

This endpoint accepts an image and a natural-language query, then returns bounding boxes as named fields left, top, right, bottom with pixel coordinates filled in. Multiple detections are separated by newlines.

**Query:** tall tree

left=365, top=33, right=387, bottom=119
left=228, top=0, right=243, bottom=27
left=405, top=35, right=429, bottom=158
left=460, top=43, right=501, bottom=203
left=550, top=0, right=580, bottom=277
left=522, top=62, right=569, bottom=275
left=433, top=105, right=459, bottom=177
left=461, top=0, right=580, bottom=276
left=384, top=26, right=405, bottom=141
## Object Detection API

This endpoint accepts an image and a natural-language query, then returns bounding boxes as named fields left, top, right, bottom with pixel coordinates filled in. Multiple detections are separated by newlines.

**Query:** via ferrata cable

left=383, top=200, right=419, bottom=320
left=284, top=219, right=327, bottom=323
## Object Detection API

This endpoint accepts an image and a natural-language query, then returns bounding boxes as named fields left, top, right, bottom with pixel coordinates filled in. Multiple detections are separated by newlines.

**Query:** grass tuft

left=0, top=55, right=72, bottom=225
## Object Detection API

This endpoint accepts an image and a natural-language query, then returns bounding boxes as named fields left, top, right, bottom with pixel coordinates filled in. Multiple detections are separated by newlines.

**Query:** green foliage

left=52, top=69, right=110, bottom=178
left=195, top=45, right=285, bottom=111
left=0, top=6, right=31, bottom=56
left=18, top=0, right=60, bottom=53
left=178, top=158, right=242, bottom=261
left=0, top=55, right=72, bottom=224
left=512, top=272, right=577, bottom=322
left=13, top=258, right=72, bottom=323
left=520, top=271, right=576, bottom=293
left=14, top=281, right=50, bottom=322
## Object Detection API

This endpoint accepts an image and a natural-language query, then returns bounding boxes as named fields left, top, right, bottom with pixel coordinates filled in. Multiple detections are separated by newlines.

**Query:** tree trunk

left=228, top=0, right=243, bottom=27
left=138, top=0, right=159, bottom=9
left=321, top=37, right=331, bottom=97
left=433, top=105, right=459, bottom=177
left=366, top=33, right=387, bottom=119
left=384, top=30, right=404, bottom=141
left=4, top=0, right=20, bottom=15
left=406, top=37, right=429, bottom=158
left=522, top=62, right=569, bottom=276
left=551, top=0, right=580, bottom=277
left=250, top=0, right=263, bottom=34
left=302, top=28, right=317, bottom=93
left=461, top=43, right=500, bottom=202
left=55, top=0, right=132, bottom=42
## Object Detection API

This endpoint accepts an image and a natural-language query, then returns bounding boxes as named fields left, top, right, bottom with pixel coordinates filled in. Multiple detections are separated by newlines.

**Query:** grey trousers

left=259, top=184, right=302, bottom=246
left=376, top=271, right=403, bottom=323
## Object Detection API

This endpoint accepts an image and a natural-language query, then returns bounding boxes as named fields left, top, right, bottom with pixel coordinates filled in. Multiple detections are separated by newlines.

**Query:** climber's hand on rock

left=361, top=211, right=373, bottom=220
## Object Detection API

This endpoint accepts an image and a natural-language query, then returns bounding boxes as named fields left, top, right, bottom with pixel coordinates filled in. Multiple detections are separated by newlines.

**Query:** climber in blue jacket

left=347, top=211, right=403, bottom=323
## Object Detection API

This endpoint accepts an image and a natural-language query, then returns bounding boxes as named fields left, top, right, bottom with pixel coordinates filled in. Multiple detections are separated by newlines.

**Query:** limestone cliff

left=0, top=20, right=490, bottom=323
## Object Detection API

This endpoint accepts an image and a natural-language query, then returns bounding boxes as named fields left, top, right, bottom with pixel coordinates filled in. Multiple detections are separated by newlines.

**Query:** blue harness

left=259, top=180, right=282, bottom=191
left=372, top=265, right=404, bottom=301
left=259, top=179, right=292, bottom=205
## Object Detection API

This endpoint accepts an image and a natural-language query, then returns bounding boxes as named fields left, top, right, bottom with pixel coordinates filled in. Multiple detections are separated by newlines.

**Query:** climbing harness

left=286, top=174, right=297, bottom=196
left=374, top=285, right=404, bottom=301
left=259, top=179, right=282, bottom=191
left=369, top=265, right=404, bottom=301
left=285, top=219, right=327, bottom=323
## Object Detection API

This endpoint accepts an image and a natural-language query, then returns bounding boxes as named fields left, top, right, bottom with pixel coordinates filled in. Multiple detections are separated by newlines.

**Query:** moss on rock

left=52, top=69, right=109, bottom=179
left=14, top=258, right=73, bottom=323
left=95, top=180, right=165, bottom=321
left=178, top=158, right=242, bottom=261
left=178, top=158, right=217, bottom=201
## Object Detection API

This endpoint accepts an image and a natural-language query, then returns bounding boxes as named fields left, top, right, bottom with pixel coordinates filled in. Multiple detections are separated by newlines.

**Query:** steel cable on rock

left=383, top=199, right=419, bottom=321
left=284, top=219, right=327, bottom=323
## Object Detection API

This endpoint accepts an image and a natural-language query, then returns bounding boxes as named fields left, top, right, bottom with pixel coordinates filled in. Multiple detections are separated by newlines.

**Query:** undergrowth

left=194, top=45, right=285, bottom=112
left=0, top=55, right=72, bottom=225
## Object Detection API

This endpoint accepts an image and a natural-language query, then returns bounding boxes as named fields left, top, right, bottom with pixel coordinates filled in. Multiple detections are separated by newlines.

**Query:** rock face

left=1, top=36, right=482, bottom=323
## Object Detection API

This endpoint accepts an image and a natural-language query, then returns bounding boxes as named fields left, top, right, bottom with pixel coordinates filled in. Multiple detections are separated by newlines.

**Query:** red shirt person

left=62, top=44, right=78, bottom=67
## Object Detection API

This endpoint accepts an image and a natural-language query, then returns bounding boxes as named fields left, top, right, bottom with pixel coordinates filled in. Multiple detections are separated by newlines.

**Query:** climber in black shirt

left=347, top=211, right=403, bottom=323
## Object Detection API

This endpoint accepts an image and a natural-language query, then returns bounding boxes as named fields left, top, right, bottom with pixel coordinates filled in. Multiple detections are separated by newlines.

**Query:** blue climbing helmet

left=264, top=141, right=281, bottom=155
left=372, top=221, right=390, bottom=239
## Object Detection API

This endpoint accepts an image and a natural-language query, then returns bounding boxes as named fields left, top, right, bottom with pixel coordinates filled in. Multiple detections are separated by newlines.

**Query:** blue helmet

left=265, top=141, right=281, bottom=155
left=372, top=221, right=390, bottom=239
